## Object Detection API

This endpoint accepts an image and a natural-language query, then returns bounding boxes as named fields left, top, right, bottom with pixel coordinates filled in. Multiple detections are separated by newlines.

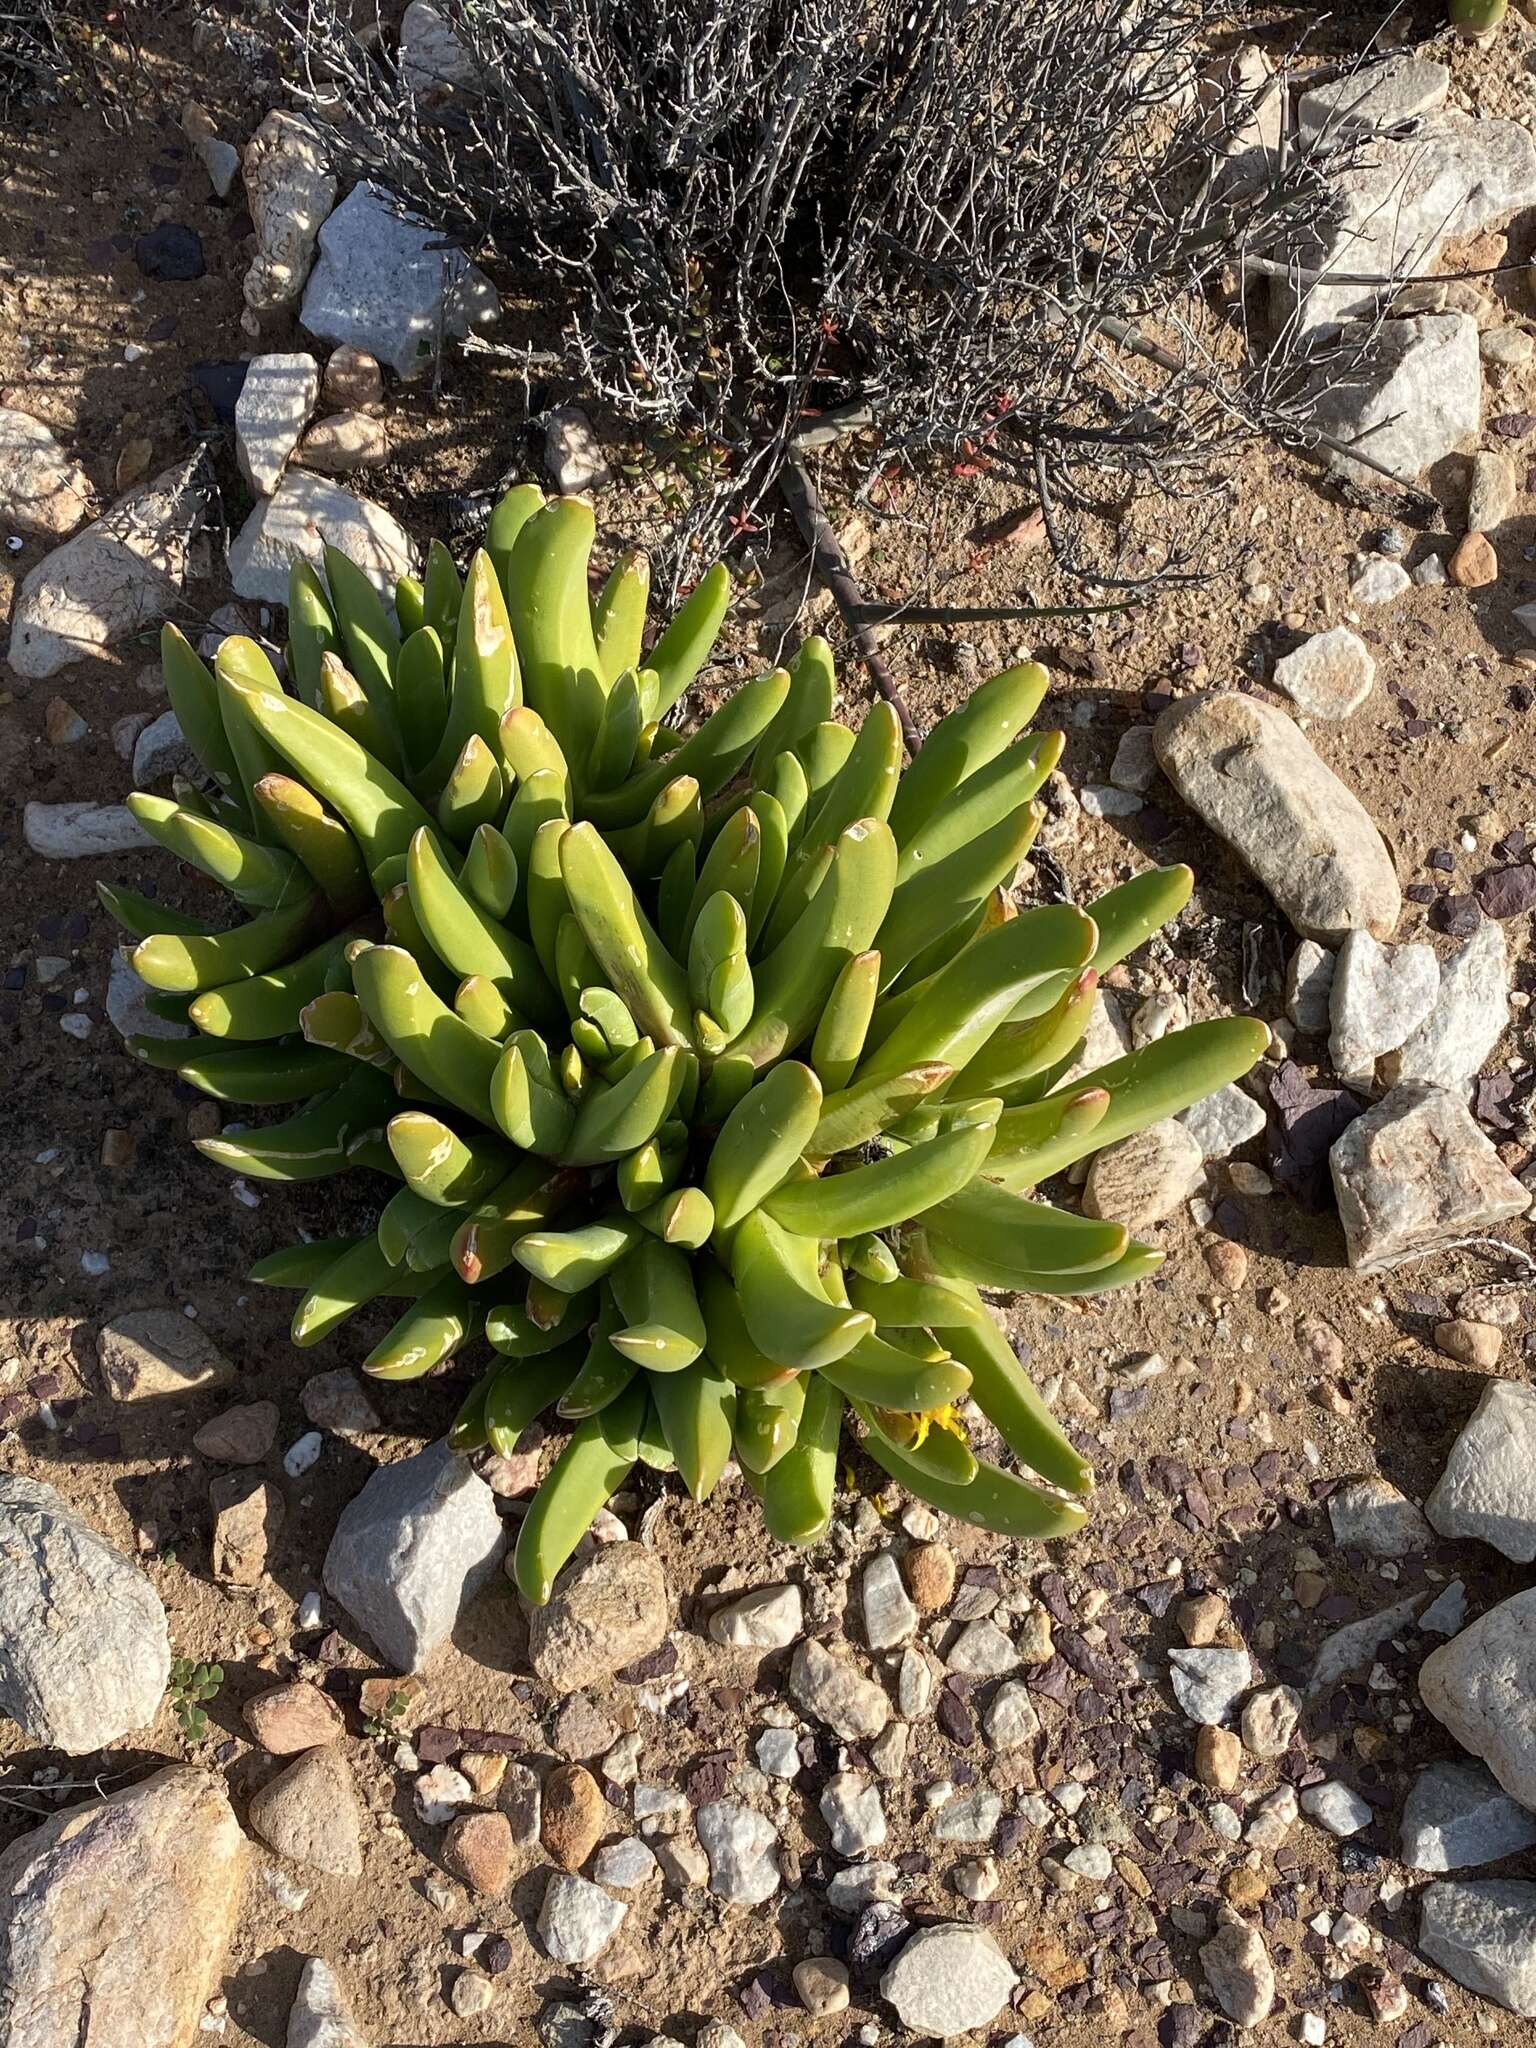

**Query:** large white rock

left=1419, top=1881, right=1536, bottom=2019
left=1327, top=930, right=1438, bottom=1084
left=1402, top=1761, right=1536, bottom=1873
left=0, top=1473, right=170, bottom=1753
left=1386, top=917, right=1508, bottom=1094
left=537, top=1872, right=627, bottom=1964
left=0, top=408, right=91, bottom=537
left=0, top=1766, right=244, bottom=2048
left=1421, top=1590, right=1536, bottom=1812
left=399, top=0, right=476, bottom=91
left=1426, top=1381, right=1536, bottom=1563
left=300, top=182, right=499, bottom=381
left=24, top=801, right=153, bottom=858
left=236, top=352, right=321, bottom=497
left=1154, top=691, right=1400, bottom=943
left=879, top=1924, right=1018, bottom=2038
left=1297, top=54, right=1449, bottom=141
left=1315, top=314, right=1481, bottom=486
left=322, top=1439, right=503, bottom=1671
left=1289, top=100, right=1536, bottom=335
left=227, top=468, right=416, bottom=607
left=243, top=111, right=338, bottom=318
left=1330, top=1083, right=1529, bottom=1272
left=7, top=454, right=208, bottom=678
left=287, top=1956, right=368, bottom=2048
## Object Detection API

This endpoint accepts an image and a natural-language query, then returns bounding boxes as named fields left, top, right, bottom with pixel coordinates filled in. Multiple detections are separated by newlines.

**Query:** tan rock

left=323, top=345, right=385, bottom=410
left=1083, top=1119, right=1204, bottom=1230
left=98, top=1308, right=232, bottom=1402
left=902, top=1543, right=956, bottom=1613
left=0, top=407, right=91, bottom=537
left=0, top=1765, right=244, bottom=2048
left=247, top=1747, right=364, bottom=1875
left=298, top=410, right=389, bottom=473
left=1178, top=1593, right=1228, bottom=1648
left=1434, top=1318, right=1504, bottom=1370
left=527, top=1543, right=669, bottom=1694
left=541, top=1763, right=606, bottom=1871
left=1195, top=1724, right=1243, bottom=1792
left=193, top=1399, right=279, bottom=1465
left=243, top=1680, right=345, bottom=1753
left=442, top=1809, right=513, bottom=1895
left=209, top=1474, right=284, bottom=1587
left=1449, top=531, right=1497, bottom=588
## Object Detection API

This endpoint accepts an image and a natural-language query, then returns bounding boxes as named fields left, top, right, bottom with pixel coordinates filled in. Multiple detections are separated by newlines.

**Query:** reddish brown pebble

left=442, top=1809, right=514, bottom=1895
left=1223, top=1867, right=1268, bottom=1909
left=902, top=1543, right=956, bottom=1613
left=1194, top=1723, right=1242, bottom=1792
left=540, top=1762, right=605, bottom=1871
left=1449, top=531, right=1497, bottom=588
left=1204, top=1240, right=1248, bottom=1291
left=193, top=1399, right=279, bottom=1465
left=243, top=1679, right=345, bottom=1753
left=1433, top=1317, right=1503, bottom=1369
left=1177, top=1593, right=1227, bottom=1648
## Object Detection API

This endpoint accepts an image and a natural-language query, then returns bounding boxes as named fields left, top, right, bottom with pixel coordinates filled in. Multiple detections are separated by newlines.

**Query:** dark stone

left=1264, top=1061, right=1367, bottom=1213
left=134, top=223, right=206, bottom=281
left=1475, top=864, right=1536, bottom=920
left=848, top=1900, right=908, bottom=1973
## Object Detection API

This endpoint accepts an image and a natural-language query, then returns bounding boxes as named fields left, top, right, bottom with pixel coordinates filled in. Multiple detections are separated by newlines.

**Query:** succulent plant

left=110, top=488, right=1265, bottom=1600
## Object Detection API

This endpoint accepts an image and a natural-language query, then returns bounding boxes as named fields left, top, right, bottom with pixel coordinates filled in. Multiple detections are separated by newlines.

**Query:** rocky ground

left=5, top=6, right=1536, bottom=2048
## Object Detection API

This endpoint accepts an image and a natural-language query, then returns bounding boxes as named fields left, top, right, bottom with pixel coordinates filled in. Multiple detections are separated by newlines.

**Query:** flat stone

left=1328, top=931, right=1438, bottom=1081
left=695, top=1800, right=780, bottom=1905
left=1297, top=53, right=1450, bottom=139
left=984, top=1679, right=1041, bottom=1750
left=1468, top=449, right=1517, bottom=532
left=790, top=1637, right=890, bottom=1741
left=1421, top=1580, right=1469, bottom=1636
left=0, top=408, right=91, bottom=537
left=1309, top=1593, right=1425, bottom=1694
left=1155, top=691, right=1400, bottom=943
left=1272, top=625, right=1376, bottom=720
left=24, top=802, right=153, bottom=859
left=287, top=1956, right=367, bottom=2048
left=879, top=1924, right=1018, bottom=2038
left=1387, top=917, right=1508, bottom=1094
left=933, top=1789, right=1002, bottom=1844
left=709, top=1581, right=802, bottom=1651
left=1421, top=1588, right=1536, bottom=1809
left=946, top=1618, right=1019, bottom=1678
left=236, top=352, right=320, bottom=496
left=1201, top=1920, right=1275, bottom=2030
left=1285, top=939, right=1336, bottom=1037
left=301, top=182, right=499, bottom=381
left=1301, top=1779, right=1372, bottom=1837
left=1083, top=1118, right=1204, bottom=1229
left=538, top=1872, right=626, bottom=1964
left=244, top=1680, right=345, bottom=1753
left=8, top=454, right=208, bottom=678
left=1426, top=1381, right=1536, bottom=1562
left=821, top=1773, right=887, bottom=1856
left=1179, top=1083, right=1266, bottom=1159
left=1419, top=1880, right=1536, bottom=2018
left=210, top=1473, right=284, bottom=1586
left=860, top=1551, right=918, bottom=1649
left=1450, top=532, right=1498, bottom=588
left=527, top=1542, right=669, bottom=1691
left=249, top=1748, right=364, bottom=1876
left=242, top=111, right=337, bottom=317
left=1327, top=1475, right=1432, bottom=1558
left=98, top=1307, right=232, bottom=1401
left=0, top=1766, right=244, bottom=2048
left=1402, top=1761, right=1536, bottom=1873
left=193, top=1399, right=279, bottom=1464
left=1318, top=311, right=1483, bottom=484
left=1330, top=1083, right=1530, bottom=1271
left=108, top=950, right=187, bottom=1044
left=794, top=1957, right=850, bottom=2018
left=1168, top=1646, right=1252, bottom=1725
left=1240, top=1684, right=1301, bottom=1759
left=228, top=468, right=416, bottom=607
left=324, top=1439, right=502, bottom=1671
left=0, top=1473, right=169, bottom=1753
left=593, top=1838, right=657, bottom=1889
left=298, top=411, right=389, bottom=474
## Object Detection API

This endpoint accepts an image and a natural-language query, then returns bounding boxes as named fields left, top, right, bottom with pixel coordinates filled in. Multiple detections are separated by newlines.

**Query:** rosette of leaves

left=108, top=488, right=1265, bottom=1600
